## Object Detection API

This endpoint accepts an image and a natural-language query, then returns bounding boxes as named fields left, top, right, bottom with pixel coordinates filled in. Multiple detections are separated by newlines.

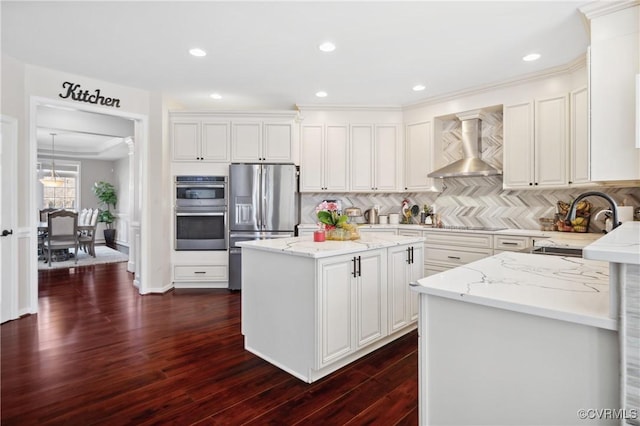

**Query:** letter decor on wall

left=58, top=81, right=121, bottom=108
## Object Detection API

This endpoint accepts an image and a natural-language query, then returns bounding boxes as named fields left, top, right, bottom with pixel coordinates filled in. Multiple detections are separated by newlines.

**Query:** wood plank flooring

left=1, top=262, right=418, bottom=425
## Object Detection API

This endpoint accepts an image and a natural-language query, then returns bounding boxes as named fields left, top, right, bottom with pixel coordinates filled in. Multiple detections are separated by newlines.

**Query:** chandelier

left=39, top=133, right=64, bottom=187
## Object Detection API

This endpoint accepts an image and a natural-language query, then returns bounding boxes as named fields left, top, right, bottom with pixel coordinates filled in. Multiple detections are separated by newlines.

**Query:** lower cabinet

left=423, top=231, right=493, bottom=273
left=242, top=241, right=421, bottom=383
left=172, top=251, right=228, bottom=289
left=388, top=243, right=423, bottom=331
left=318, top=249, right=387, bottom=366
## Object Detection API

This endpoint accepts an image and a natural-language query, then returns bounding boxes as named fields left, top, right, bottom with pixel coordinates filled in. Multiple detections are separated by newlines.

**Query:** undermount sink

left=530, top=246, right=583, bottom=258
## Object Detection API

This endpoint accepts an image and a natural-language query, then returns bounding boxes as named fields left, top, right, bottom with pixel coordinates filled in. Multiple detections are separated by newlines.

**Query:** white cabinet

left=300, top=124, right=349, bottom=192
left=350, top=124, right=401, bottom=192
left=587, top=4, right=640, bottom=181
left=404, top=121, right=434, bottom=191
left=231, top=121, right=293, bottom=163
left=318, top=250, right=387, bottom=366
left=493, top=235, right=532, bottom=254
left=172, top=251, right=228, bottom=289
left=171, top=117, right=230, bottom=162
left=503, top=95, right=569, bottom=188
left=423, top=231, right=493, bottom=272
left=569, top=86, right=590, bottom=185
left=387, top=243, right=423, bottom=332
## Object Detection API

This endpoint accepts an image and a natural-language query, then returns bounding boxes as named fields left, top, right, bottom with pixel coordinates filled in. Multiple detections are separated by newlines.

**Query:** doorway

left=29, top=96, right=148, bottom=311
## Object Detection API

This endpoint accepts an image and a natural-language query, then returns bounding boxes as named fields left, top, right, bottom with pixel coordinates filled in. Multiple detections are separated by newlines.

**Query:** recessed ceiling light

left=413, top=84, right=426, bottom=92
left=318, top=42, right=336, bottom=52
left=315, top=91, right=328, bottom=98
left=522, top=53, right=541, bottom=62
left=210, top=93, right=222, bottom=100
left=189, top=48, right=207, bottom=57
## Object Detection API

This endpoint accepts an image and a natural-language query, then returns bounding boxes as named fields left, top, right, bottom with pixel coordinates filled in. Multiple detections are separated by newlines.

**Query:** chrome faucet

left=566, top=191, right=620, bottom=232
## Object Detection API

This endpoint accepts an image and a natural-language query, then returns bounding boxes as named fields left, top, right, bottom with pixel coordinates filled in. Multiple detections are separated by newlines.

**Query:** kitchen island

left=411, top=251, right=620, bottom=425
left=238, top=234, right=424, bottom=383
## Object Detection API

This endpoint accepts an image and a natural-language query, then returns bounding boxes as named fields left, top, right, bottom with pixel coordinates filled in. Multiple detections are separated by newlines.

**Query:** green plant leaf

left=317, top=211, right=334, bottom=225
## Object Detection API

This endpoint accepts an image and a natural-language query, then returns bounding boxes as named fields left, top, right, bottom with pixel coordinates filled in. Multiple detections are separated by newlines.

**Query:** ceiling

left=2, top=1, right=591, bottom=111
left=5, top=1, right=591, bottom=160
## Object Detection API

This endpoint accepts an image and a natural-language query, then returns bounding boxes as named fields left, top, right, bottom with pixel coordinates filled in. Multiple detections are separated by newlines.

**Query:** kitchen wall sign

left=58, top=81, right=121, bottom=108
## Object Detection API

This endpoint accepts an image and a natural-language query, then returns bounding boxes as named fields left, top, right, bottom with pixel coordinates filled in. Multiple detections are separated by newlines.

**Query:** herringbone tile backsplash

left=302, top=111, right=640, bottom=232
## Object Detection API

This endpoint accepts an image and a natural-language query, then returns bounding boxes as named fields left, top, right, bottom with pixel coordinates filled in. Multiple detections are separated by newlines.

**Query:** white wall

left=2, top=54, right=170, bottom=315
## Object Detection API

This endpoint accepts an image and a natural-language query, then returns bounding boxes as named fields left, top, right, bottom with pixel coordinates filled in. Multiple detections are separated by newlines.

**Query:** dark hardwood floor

left=1, top=262, right=418, bottom=425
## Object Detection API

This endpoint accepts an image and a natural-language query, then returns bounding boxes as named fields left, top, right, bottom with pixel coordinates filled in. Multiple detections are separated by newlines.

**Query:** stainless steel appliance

left=228, top=163, right=299, bottom=290
left=174, top=176, right=227, bottom=251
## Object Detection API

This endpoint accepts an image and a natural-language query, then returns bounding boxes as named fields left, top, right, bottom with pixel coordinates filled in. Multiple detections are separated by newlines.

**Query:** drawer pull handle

left=447, top=256, right=461, bottom=260
left=502, top=242, right=519, bottom=246
left=194, top=271, right=207, bottom=274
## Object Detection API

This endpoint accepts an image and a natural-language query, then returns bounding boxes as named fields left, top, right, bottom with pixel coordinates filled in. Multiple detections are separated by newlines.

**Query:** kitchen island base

left=240, top=235, right=424, bottom=383
left=419, top=295, right=620, bottom=425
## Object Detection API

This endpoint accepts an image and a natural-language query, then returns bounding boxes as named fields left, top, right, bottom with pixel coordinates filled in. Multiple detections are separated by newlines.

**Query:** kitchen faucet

left=566, top=191, right=620, bottom=231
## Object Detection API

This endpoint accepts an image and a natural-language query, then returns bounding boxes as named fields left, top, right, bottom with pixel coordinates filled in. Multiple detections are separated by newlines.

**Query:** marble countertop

left=297, top=223, right=604, bottom=242
left=237, top=234, right=424, bottom=259
left=583, top=221, right=640, bottom=265
left=411, top=252, right=615, bottom=330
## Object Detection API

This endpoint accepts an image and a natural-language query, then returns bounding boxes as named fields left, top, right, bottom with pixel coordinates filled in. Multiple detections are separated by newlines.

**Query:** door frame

left=28, top=96, right=150, bottom=312
left=1, top=115, right=19, bottom=322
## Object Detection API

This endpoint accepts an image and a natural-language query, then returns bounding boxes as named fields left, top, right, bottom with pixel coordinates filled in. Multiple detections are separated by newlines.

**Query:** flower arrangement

left=316, top=200, right=347, bottom=229
left=315, top=200, right=359, bottom=240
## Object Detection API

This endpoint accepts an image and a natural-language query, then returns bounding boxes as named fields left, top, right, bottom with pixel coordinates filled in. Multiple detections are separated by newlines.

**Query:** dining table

left=38, top=222, right=95, bottom=261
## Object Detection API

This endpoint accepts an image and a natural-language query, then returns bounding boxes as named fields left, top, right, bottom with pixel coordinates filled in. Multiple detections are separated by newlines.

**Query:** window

left=38, top=161, right=80, bottom=209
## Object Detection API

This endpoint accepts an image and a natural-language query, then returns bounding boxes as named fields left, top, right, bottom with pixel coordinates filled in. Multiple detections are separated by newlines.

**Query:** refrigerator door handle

left=261, top=165, right=268, bottom=231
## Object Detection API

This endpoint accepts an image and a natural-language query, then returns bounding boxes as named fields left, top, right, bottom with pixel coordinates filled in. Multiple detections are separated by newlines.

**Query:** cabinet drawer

left=424, top=232, right=492, bottom=249
left=424, top=247, right=493, bottom=266
left=174, top=265, right=227, bottom=281
left=493, top=235, right=531, bottom=252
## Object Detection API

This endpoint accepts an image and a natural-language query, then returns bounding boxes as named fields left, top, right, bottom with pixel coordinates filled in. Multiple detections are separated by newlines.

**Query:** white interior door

left=1, top=115, right=18, bottom=323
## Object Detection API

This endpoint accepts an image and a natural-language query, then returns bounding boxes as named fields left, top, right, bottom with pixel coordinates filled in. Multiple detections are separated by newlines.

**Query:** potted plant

left=92, top=181, right=118, bottom=247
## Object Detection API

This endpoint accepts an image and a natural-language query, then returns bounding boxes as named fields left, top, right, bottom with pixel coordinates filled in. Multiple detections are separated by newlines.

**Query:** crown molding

left=168, top=109, right=299, bottom=119
left=295, top=104, right=403, bottom=112
left=579, top=0, right=639, bottom=20
left=403, top=55, right=587, bottom=111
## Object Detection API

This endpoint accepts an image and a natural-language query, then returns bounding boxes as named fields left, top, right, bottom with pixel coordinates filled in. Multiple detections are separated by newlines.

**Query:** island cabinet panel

left=317, top=249, right=387, bottom=368
left=240, top=235, right=421, bottom=383
left=388, top=243, right=424, bottom=331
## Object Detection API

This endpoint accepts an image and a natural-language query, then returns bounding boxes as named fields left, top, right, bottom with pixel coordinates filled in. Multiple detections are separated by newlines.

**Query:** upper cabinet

left=171, top=117, right=230, bottom=162
left=585, top=3, right=640, bottom=182
left=231, top=121, right=293, bottom=163
left=404, top=121, right=434, bottom=191
left=170, top=111, right=297, bottom=165
left=300, top=124, right=349, bottom=192
left=503, top=94, right=571, bottom=189
left=569, top=86, right=590, bottom=185
left=350, top=124, right=401, bottom=192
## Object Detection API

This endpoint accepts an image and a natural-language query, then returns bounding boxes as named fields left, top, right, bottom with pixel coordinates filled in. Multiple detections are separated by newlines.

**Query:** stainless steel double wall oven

left=174, top=176, right=227, bottom=250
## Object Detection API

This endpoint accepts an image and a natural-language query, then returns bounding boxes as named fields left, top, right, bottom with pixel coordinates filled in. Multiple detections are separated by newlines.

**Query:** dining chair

left=38, top=208, right=58, bottom=259
left=79, top=209, right=99, bottom=257
left=43, top=210, right=78, bottom=267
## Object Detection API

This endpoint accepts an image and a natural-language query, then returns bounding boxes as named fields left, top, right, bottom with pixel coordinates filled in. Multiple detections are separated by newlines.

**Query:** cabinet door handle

left=357, top=256, right=362, bottom=277
left=410, top=246, right=414, bottom=264
left=352, top=257, right=357, bottom=277
left=447, top=255, right=461, bottom=260
left=406, top=247, right=411, bottom=264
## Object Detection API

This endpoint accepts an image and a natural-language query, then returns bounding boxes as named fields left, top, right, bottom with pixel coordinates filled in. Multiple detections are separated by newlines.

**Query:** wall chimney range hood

left=428, top=110, right=502, bottom=178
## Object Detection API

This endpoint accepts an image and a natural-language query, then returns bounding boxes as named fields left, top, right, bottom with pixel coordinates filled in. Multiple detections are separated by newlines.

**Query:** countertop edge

left=582, top=221, right=640, bottom=265
left=410, top=284, right=617, bottom=331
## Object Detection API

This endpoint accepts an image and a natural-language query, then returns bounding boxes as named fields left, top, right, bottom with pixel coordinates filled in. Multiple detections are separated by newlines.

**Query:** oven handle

left=176, top=212, right=225, bottom=217
left=176, top=183, right=226, bottom=189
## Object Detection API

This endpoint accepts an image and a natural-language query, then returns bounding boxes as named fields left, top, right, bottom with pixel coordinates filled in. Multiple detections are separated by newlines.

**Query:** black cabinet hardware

left=1, top=229, right=13, bottom=237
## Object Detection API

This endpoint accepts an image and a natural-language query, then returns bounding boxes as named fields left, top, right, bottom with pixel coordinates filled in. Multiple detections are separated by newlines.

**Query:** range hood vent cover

left=428, top=110, right=502, bottom=178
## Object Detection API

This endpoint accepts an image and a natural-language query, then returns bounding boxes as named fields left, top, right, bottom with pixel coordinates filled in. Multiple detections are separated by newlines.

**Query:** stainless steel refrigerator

left=228, top=163, right=299, bottom=290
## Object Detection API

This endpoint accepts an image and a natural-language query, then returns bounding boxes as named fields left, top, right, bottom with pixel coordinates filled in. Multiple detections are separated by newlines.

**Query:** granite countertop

left=411, top=252, right=614, bottom=330
left=583, top=221, right=640, bottom=265
left=237, top=234, right=424, bottom=259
